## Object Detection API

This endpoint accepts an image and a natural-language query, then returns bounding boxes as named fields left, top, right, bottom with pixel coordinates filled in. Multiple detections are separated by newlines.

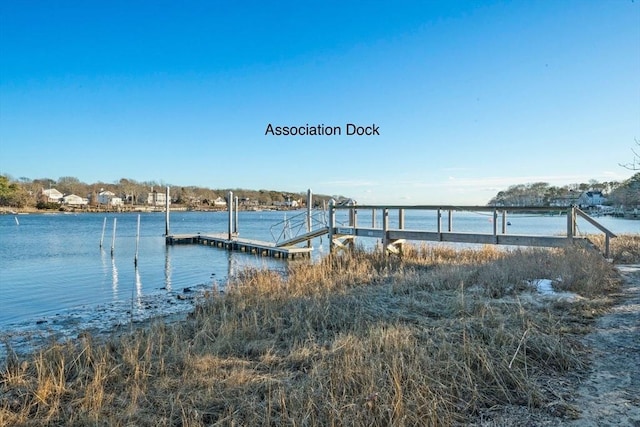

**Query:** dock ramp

left=276, top=227, right=330, bottom=247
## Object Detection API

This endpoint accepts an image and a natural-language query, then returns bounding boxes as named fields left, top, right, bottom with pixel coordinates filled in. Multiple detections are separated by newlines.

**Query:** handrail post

left=353, top=207, right=358, bottom=228
left=448, top=209, right=453, bottom=232
left=502, top=210, right=507, bottom=234
left=493, top=208, right=498, bottom=242
left=382, top=208, right=389, bottom=254
left=398, top=208, right=404, bottom=230
left=567, top=206, right=575, bottom=239
left=437, top=208, right=442, bottom=234
left=328, top=200, right=335, bottom=254
left=372, top=208, right=376, bottom=228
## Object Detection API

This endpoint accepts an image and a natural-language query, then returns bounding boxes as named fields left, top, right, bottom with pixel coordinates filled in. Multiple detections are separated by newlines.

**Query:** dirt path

left=472, top=265, right=640, bottom=426
left=566, top=264, right=640, bottom=426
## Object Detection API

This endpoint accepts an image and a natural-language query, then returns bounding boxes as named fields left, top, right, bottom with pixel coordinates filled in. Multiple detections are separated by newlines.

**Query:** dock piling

left=134, top=214, right=140, bottom=266
left=228, top=191, right=234, bottom=240
left=165, top=186, right=170, bottom=236
left=110, top=218, right=117, bottom=257
left=100, top=217, right=107, bottom=248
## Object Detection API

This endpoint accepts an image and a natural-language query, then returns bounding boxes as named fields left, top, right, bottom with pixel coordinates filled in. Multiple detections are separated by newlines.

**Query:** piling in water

left=111, top=218, right=117, bottom=257
left=134, top=214, right=140, bottom=266
left=100, top=217, right=107, bottom=248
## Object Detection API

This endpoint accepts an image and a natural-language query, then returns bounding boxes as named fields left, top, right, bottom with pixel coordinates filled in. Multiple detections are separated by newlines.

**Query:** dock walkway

left=166, top=233, right=312, bottom=259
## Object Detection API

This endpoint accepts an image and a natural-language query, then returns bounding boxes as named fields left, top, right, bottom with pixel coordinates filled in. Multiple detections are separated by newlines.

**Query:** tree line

left=1, top=173, right=638, bottom=210
left=487, top=173, right=640, bottom=208
left=0, top=175, right=337, bottom=209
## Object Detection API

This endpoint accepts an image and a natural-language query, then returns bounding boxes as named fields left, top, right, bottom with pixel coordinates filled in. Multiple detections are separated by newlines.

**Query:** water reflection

left=134, top=267, right=142, bottom=309
left=228, top=252, right=236, bottom=284
left=111, top=254, right=119, bottom=301
left=164, top=246, right=172, bottom=291
left=100, top=247, right=109, bottom=282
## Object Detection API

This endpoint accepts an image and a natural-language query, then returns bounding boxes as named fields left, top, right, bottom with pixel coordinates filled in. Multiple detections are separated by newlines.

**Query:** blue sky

left=1, top=1, right=638, bottom=204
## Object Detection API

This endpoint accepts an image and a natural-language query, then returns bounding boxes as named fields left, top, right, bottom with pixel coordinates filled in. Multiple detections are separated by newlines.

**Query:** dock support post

left=328, top=199, right=335, bottom=254
left=111, top=218, right=117, bottom=257
left=382, top=208, right=389, bottom=254
left=306, top=189, right=313, bottom=232
left=567, top=206, right=576, bottom=239
left=502, top=210, right=507, bottom=234
left=349, top=202, right=358, bottom=251
left=100, top=217, right=107, bottom=248
left=165, top=186, right=170, bottom=236
left=228, top=191, right=234, bottom=241
left=307, top=189, right=312, bottom=248
left=135, top=214, right=140, bottom=266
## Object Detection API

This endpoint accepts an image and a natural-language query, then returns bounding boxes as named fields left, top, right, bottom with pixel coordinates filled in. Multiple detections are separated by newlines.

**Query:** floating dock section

left=166, top=233, right=312, bottom=259
left=165, top=190, right=318, bottom=259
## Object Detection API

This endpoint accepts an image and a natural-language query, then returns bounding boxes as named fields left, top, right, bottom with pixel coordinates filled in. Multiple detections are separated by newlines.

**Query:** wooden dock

left=165, top=233, right=312, bottom=259
left=162, top=190, right=618, bottom=260
left=327, top=204, right=618, bottom=258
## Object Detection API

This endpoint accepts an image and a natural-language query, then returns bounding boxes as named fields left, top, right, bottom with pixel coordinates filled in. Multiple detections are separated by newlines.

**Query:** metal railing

left=269, top=208, right=328, bottom=245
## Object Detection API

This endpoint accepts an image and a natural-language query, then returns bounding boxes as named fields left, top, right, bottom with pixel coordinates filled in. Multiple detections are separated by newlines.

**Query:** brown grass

left=587, top=233, right=640, bottom=264
left=0, top=241, right=627, bottom=426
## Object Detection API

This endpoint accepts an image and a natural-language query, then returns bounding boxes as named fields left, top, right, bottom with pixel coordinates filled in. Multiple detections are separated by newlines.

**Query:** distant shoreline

left=0, top=205, right=305, bottom=215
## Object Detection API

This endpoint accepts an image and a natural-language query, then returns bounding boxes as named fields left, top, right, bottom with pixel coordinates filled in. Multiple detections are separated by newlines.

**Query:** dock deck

left=166, top=233, right=312, bottom=259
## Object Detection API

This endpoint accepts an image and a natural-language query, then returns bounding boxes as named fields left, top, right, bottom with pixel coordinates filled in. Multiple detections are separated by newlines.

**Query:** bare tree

left=620, top=138, right=640, bottom=170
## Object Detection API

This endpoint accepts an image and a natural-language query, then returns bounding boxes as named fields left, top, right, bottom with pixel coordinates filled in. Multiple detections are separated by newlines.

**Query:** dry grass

left=587, top=233, right=640, bottom=264
left=0, top=241, right=628, bottom=426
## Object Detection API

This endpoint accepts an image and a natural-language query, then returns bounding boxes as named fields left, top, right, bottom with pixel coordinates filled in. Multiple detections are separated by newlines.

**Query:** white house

left=213, top=197, right=227, bottom=207
left=62, top=194, right=88, bottom=207
left=38, top=188, right=63, bottom=204
left=147, top=191, right=167, bottom=206
left=98, top=190, right=123, bottom=206
left=578, top=191, right=607, bottom=208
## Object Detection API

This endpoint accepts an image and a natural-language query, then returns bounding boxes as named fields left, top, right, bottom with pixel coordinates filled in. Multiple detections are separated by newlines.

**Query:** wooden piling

left=134, top=214, right=140, bottom=266
left=100, top=217, right=107, bottom=248
left=165, top=186, right=170, bottom=236
left=228, top=191, right=234, bottom=240
left=307, top=189, right=313, bottom=248
left=111, top=218, right=117, bottom=257
left=328, top=200, right=335, bottom=253
left=382, top=208, right=389, bottom=253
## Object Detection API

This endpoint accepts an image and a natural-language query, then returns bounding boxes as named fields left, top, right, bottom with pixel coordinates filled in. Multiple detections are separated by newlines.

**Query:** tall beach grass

left=1, top=236, right=637, bottom=426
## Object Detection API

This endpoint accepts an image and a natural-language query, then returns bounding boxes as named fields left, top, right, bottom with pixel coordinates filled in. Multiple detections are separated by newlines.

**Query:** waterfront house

left=62, top=194, right=88, bottom=207
left=147, top=191, right=167, bottom=206
left=578, top=191, right=607, bottom=208
left=213, top=197, right=227, bottom=207
left=38, top=188, right=63, bottom=204
left=98, top=190, right=124, bottom=207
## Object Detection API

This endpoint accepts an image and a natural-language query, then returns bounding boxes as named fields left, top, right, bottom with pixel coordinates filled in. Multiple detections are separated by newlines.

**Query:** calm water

left=0, top=209, right=637, bottom=357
